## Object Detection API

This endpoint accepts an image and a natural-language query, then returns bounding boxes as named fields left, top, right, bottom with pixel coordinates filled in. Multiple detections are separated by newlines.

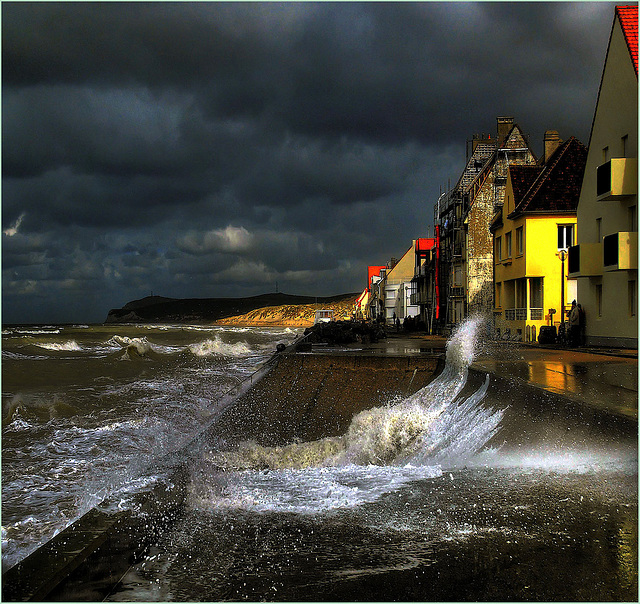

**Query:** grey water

left=2, top=323, right=300, bottom=572
left=2, top=320, right=637, bottom=601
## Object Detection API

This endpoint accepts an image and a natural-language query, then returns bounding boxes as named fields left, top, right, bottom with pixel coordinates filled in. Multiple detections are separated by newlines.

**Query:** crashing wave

left=188, top=336, right=252, bottom=358
left=36, top=340, right=82, bottom=352
left=209, top=317, right=502, bottom=471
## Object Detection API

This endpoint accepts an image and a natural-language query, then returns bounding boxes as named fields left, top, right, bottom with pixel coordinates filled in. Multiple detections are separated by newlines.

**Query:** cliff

left=105, top=293, right=358, bottom=325
left=216, top=295, right=359, bottom=327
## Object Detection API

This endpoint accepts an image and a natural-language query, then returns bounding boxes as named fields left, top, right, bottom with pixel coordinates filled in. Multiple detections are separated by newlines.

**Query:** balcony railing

left=568, top=243, right=603, bottom=277
left=505, top=308, right=529, bottom=321
left=597, top=158, right=637, bottom=201
left=530, top=308, right=543, bottom=320
left=603, top=231, right=638, bottom=270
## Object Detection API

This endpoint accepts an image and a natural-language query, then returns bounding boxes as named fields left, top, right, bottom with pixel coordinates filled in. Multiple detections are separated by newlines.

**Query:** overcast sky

left=2, top=1, right=619, bottom=324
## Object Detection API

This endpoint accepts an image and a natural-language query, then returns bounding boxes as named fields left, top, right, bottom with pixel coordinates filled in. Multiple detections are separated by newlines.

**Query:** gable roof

left=468, top=123, right=536, bottom=191
left=617, top=5, right=638, bottom=75
left=510, top=165, right=543, bottom=205
left=455, top=140, right=496, bottom=193
left=507, top=137, right=587, bottom=218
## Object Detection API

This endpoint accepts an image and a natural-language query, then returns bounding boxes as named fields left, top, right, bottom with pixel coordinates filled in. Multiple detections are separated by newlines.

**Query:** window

left=602, top=146, right=609, bottom=162
left=495, top=236, right=502, bottom=261
left=557, top=224, right=574, bottom=250
left=622, top=134, right=629, bottom=157
left=453, top=264, right=463, bottom=287
left=496, top=282, right=501, bottom=308
left=596, top=284, right=603, bottom=318
left=596, top=217, right=602, bottom=242
left=529, top=277, right=543, bottom=319
left=505, top=232, right=512, bottom=258
left=516, top=227, right=523, bottom=255
left=629, top=280, right=637, bottom=317
left=629, top=206, right=637, bottom=232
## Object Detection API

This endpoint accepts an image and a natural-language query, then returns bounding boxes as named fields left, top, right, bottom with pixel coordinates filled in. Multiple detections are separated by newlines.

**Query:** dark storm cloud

left=2, top=2, right=618, bottom=323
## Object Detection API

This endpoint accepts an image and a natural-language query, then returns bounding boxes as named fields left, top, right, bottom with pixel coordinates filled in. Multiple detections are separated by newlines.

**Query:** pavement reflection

left=472, top=345, right=638, bottom=421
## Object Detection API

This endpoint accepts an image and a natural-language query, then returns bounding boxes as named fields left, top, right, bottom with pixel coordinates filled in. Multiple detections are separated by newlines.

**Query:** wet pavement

left=304, top=330, right=638, bottom=423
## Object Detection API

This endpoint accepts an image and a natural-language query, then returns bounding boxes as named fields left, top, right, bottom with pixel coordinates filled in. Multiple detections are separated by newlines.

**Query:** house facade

left=379, top=244, right=421, bottom=323
left=412, top=237, right=438, bottom=331
left=366, top=265, right=387, bottom=321
left=569, top=5, right=638, bottom=348
left=492, top=137, right=587, bottom=341
left=436, top=117, right=537, bottom=331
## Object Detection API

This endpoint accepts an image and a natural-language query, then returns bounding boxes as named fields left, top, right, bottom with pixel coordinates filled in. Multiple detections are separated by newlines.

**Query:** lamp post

left=558, top=249, right=567, bottom=336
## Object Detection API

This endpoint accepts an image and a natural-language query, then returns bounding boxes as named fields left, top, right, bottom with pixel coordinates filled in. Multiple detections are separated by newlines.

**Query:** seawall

left=205, top=353, right=444, bottom=445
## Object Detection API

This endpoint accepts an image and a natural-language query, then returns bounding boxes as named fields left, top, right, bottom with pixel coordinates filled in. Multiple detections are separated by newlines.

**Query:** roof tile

left=508, top=137, right=587, bottom=217
left=617, top=5, right=638, bottom=75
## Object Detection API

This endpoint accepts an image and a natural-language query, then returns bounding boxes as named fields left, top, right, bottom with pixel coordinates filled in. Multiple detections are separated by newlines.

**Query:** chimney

left=497, top=117, right=514, bottom=145
left=543, top=130, right=562, bottom=164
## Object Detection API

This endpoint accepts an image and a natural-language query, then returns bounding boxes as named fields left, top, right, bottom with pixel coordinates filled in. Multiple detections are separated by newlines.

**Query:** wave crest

left=36, top=340, right=82, bottom=352
left=188, top=337, right=252, bottom=358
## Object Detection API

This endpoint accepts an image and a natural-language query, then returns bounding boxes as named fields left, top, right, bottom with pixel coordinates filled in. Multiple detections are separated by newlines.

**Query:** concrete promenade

left=306, top=330, right=638, bottom=422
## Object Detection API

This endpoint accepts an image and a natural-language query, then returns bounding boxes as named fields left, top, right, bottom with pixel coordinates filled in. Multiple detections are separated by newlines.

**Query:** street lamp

left=557, top=249, right=567, bottom=338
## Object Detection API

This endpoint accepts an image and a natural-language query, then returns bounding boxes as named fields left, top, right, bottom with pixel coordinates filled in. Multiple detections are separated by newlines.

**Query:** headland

left=105, top=292, right=358, bottom=325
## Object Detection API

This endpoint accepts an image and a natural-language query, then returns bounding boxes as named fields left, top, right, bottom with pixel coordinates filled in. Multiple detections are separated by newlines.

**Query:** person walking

left=569, top=300, right=580, bottom=346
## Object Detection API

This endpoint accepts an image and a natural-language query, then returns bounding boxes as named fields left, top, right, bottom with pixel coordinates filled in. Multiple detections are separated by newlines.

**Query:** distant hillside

left=105, top=293, right=358, bottom=324
left=216, top=295, right=360, bottom=327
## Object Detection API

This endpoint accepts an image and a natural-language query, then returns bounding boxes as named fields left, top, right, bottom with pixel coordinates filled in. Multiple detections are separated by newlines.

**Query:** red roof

left=617, top=5, right=638, bottom=75
left=415, top=238, right=435, bottom=255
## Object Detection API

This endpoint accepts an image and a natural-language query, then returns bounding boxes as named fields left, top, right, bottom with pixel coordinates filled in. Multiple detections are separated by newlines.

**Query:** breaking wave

left=196, top=318, right=504, bottom=512
left=36, top=340, right=82, bottom=352
left=188, top=337, right=252, bottom=358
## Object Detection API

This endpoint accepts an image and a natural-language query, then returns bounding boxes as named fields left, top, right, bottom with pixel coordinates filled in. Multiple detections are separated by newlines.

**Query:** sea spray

left=199, top=318, right=504, bottom=512
left=188, top=336, right=252, bottom=358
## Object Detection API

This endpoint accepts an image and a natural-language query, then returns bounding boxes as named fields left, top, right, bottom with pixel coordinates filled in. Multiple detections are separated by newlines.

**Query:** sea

left=2, top=320, right=637, bottom=601
left=1, top=323, right=301, bottom=573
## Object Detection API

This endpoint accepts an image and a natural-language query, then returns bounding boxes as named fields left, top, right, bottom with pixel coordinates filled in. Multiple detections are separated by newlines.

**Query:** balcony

left=596, top=158, right=637, bottom=201
left=568, top=243, right=603, bottom=277
left=603, top=231, right=638, bottom=271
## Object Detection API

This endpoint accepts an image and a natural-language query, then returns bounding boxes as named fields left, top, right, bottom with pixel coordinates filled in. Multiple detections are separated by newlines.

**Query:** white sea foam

left=3, top=327, right=62, bottom=336
left=188, top=336, right=252, bottom=358
left=190, top=464, right=443, bottom=514
left=36, top=340, right=83, bottom=352
left=107, top=335, right=154, bottom=358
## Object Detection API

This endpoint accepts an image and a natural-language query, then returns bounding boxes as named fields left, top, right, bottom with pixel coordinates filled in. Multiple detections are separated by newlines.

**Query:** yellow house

left=569, top=5, right=638, bottom=348
left=491, top=137, right=587, bottom=342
